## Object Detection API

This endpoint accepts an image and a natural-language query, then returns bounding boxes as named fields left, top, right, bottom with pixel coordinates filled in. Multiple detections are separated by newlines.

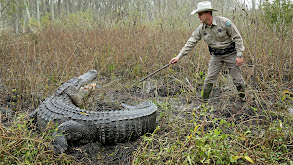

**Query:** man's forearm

left=177, top=39, right=198, bottom=59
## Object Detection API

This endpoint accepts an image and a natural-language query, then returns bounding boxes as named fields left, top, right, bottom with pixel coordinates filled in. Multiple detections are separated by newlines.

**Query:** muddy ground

left=0, top=76, right=292, bottom=164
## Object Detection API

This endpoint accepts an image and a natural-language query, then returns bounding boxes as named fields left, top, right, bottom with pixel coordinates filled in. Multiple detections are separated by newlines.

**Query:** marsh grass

left=0, top=114, right=75, bottom=164
left=133, top=111, right=293, bottom=164
left=0, top=9, right=292, bottom=164
left=133, top=87, right=293, bottom=164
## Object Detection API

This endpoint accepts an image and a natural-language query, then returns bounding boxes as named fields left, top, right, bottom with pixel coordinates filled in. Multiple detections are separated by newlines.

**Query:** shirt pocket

left=203, top=34, right=214, bottom=45
left=216, top=31, right=229, bottom=42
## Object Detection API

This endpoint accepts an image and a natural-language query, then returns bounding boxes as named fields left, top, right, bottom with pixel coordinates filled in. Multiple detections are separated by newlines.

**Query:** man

left=170, top=1, right=245, bottom=102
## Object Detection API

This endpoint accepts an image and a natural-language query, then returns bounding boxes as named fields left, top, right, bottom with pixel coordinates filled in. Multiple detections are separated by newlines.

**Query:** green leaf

left=214, top=129, right=221, bottom=136
left=231, top=156, right=240, bottom=161
left=244, top=131, right=251, bottom=136
left=193, top=124, right=200, bottom=133
left=143, top=136, right=153, bottom=142
left=243, top=156, right=254, bottom=163
left=282, top=94, right=286, bottom=101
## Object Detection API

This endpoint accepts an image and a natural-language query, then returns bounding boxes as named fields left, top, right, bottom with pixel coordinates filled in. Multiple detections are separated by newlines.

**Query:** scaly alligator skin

left=31, top=70, right=157, bottom=153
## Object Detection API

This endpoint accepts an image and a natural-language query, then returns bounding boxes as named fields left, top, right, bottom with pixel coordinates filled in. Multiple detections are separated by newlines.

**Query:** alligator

left=30, top=70, right=157, bottom=154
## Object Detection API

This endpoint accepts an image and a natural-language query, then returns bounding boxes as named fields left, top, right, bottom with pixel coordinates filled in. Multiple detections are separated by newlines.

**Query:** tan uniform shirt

left=177, top=16, right=245, bottom=59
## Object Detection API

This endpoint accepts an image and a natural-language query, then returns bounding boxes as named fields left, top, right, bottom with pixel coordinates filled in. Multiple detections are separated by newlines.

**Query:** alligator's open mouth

left=72, top=81, right=125, bottom=111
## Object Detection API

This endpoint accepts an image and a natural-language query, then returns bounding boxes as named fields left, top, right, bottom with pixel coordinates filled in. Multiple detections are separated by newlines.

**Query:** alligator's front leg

left=52, top=120, right=91, bottom=154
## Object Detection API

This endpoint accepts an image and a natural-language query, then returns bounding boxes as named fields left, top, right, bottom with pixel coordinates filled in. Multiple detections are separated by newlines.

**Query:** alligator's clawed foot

left=52, top=120, right=91, bottom=154
left=52, top=132, right=68, bottom=154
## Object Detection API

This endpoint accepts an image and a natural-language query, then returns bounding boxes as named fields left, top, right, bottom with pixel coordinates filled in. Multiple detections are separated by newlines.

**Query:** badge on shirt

left=218, top=29, right=223, bottom=32
left=225, top=20, right=231, bottom=26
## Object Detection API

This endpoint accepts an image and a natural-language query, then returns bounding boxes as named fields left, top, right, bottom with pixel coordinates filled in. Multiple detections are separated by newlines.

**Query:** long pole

left=139, top=63, right=172, bottom=82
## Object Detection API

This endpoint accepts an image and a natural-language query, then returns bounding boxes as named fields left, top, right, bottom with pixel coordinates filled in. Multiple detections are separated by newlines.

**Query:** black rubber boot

left=202, top=83, right=213, bottom=103
left=236, top=84, right=246, bottom=102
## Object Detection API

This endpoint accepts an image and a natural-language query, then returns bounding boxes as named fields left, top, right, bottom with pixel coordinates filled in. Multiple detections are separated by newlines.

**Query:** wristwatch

left=236, top=52, right=243, bottom=58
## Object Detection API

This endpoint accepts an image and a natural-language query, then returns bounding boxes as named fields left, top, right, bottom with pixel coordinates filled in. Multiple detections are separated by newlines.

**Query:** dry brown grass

left=0, top=25, right=207, bottom=108
left=1, top=20, right=292, bottom=110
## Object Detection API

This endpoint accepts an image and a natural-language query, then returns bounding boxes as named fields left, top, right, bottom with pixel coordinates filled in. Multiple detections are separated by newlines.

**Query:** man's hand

left=236, top=57, right=244, bottom=66
left=170, top=57, right=180, bottom=64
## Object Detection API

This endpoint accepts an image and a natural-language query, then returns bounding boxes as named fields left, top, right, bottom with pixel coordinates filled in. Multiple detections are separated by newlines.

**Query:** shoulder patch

left=225, top=20, right=231, bottom=26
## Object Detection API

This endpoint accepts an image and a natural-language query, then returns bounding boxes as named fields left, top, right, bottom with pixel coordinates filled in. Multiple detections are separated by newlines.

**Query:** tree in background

left=0, top=0, right=26, bottom=33
left=261, top=0, right=293, bottom=31
left=2, top=0, right=292, bottom=33
left=0, top=0, right=246, bottom=33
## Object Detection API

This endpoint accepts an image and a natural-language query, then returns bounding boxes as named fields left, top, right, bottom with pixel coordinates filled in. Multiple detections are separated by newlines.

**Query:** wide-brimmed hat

left=191, top=1, right=218, bottom=15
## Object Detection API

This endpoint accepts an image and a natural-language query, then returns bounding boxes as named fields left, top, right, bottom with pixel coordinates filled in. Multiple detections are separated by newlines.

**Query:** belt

left=208, top=42, right=236, bottom=55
